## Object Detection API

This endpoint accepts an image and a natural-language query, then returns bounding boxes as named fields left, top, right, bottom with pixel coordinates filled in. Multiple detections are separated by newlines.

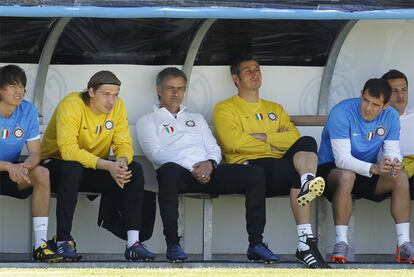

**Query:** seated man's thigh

left=248, top=158, right=295, bottom=197
left=80, top=168, right=117, bottom=193
left=0, top=171, right=32, bottom=199
left=207, top=164, right=264, bottom=195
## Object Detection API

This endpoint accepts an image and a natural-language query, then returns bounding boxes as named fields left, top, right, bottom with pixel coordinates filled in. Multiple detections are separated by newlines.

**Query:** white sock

left=396, top=223, right=410, bottom=247
left=335, top=225, right=348, bottom=244
left=33, top=217, right=48, bottom=249
left=127, top=230, right=140, bottom=247
left=300, top=173, right=315, bottom=188
left=297, top=224, right=314, bottom=251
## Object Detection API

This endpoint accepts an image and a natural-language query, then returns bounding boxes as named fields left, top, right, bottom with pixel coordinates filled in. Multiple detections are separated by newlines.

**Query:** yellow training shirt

left=41, top=92, right=133, bottom=169
left=403, top=155, right=414, bottom=178
left=213, top=95, right=300, bottom=164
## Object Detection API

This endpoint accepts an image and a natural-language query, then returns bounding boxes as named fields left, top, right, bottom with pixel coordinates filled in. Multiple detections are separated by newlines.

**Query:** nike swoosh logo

left=83, top=127, right=88, bottom=129
left=352, top=133, right=360, bottom=136
left=163, top=124, right=169, bottom=127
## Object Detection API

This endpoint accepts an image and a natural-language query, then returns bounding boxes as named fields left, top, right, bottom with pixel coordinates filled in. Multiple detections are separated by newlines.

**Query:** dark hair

left=156, top=67, right=187, bottom=87
left=230, top=54, right=258, bottom=77
left=381, top=69, right=408, bottom=85
left=0, top=65, right=26, bottom=89
left=81, top=70, right=121, bottom=103
left=362, top=78, right=392, bottom=104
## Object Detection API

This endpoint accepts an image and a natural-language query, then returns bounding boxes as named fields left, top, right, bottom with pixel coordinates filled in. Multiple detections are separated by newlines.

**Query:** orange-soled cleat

left=331, top=241, right=348, bottom=263
left=396, top=242, right=414, bottom=264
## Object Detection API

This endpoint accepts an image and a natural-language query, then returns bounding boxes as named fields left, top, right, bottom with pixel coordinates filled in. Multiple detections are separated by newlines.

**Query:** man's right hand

left=7, top=163, right=30, bottom=185
left=97, top=159, right=131, bottom=189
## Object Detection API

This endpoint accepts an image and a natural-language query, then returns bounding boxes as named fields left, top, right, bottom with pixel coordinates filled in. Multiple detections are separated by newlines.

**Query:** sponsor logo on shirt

left=104, top=120, right=114, bottom=130
left=255, top=113, right=264, bottom=121
left=165, top=126, right=174, bottom=134
left=1, top=129, right=9, bottom=139
left=14, top=127, right=24, bottom=139
left=376, top=126, right=386, bottom=136
left=186, top=120, right=195, bottom=127
left=268, top=112, right=277, bottom=121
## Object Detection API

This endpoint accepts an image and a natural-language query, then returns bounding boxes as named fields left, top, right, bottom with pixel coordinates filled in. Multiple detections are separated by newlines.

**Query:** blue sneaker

left=247, top=243, right=280, bottom=263
left=56, top=241, right=82, bottom=262
left=124, top=241, right=155, bottom=261
left=166, top=244, right=188, bottom=262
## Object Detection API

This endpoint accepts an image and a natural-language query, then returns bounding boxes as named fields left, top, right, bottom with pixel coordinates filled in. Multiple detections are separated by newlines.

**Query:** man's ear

left=88, top=88, right=95, bottom=98
left=156, top=85, right=162, bottom=99
left=232, top=74, right=239, bottom=87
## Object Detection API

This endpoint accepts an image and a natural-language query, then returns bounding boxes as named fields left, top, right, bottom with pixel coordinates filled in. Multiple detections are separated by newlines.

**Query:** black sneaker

left=125, top=241, right=155, bottom=261
left=166, top=244, right=188, bottom=262
left=56, top=240, right=82, bottom=262
left=297, top=176, right=325, bottom=206
left=296, top=236, right=330, bottom=269
left=33, top=241, right=63, bottom=263
left=247, top=242, right=280, bottom=264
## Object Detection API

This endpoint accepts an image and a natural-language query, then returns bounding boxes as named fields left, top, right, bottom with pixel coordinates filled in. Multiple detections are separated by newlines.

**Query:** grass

left=1, top=268, right=414, bottom=277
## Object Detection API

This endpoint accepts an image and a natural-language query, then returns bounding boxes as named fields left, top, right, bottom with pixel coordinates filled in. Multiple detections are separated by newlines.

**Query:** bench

left=18, top=121, right=337, bottom=261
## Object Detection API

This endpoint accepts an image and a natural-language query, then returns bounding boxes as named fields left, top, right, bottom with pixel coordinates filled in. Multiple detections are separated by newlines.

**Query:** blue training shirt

left=318, top=97, right=400, bottom=165
left=0, top=100, right=40, bottom=162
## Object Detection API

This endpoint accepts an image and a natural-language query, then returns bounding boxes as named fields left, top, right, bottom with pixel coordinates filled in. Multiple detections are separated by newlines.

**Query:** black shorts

left=317, top=162, right=387, bottom=202
left=246, top=136, right=317, bottom=197
left=0, top=170, right=32, bottom=199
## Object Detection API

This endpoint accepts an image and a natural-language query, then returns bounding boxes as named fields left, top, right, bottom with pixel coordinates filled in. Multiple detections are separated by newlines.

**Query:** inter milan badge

left=255, top=113, right=264, bottom=121
left=95, top=125, right=101, bottom=134
left=1, top=129, right=9, bottom=139
left=376, top=126, right=386, bottom=136
left=367, top=131, right=375, bottom=141
left=165, top=126, right=174, bottom=134
left=14, top=127, right=24, bottom=139
left=104, top=120, right=114, bottom=130
left=268, top=112, right=277, bottom=121
left=186, top=120, right=195, bottom=127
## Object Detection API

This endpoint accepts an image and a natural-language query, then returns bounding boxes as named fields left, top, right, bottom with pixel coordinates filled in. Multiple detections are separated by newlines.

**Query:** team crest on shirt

left=14, top=127, right=24, bottom=139
left=367, top=131, right=375, bottom=141
left=186, top=120, right=195, bottom=127
left=268, top=112, right=277, bottom=121
left=104, top=120, right=114, bottom=130
left=376, top=126, right=386, bottom=136
left=1, top=129, right=10, bottom=139
left=255, top=113, right=264, bottom=121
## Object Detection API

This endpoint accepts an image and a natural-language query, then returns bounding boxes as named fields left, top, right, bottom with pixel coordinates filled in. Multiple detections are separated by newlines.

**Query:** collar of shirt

left=153, top=104, right=187, bottom=117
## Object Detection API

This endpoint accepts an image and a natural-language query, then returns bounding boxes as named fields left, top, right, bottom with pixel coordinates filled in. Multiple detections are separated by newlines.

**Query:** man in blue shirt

left=0, top=65, right=61, bottom=262
left=318, top=78, right=414, bottom=264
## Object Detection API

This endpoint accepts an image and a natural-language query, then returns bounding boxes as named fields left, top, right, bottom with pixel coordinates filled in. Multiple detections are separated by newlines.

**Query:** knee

left=393, top=171, right=410, bottom=192
left=30, top=166, right=50, bottom=189
left=244, top=165, right=266, bottom=186
left=333, top=171, right=356, bottom=194
left=157, top=162, right=182, bottom=179
left=297, top=136, right=317, bottom=153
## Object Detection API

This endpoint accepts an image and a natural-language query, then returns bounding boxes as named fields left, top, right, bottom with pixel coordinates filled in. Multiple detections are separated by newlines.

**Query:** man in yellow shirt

left=214, top=55, right=328, bottom=268
left=41, top=71, right=154, bottom=262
